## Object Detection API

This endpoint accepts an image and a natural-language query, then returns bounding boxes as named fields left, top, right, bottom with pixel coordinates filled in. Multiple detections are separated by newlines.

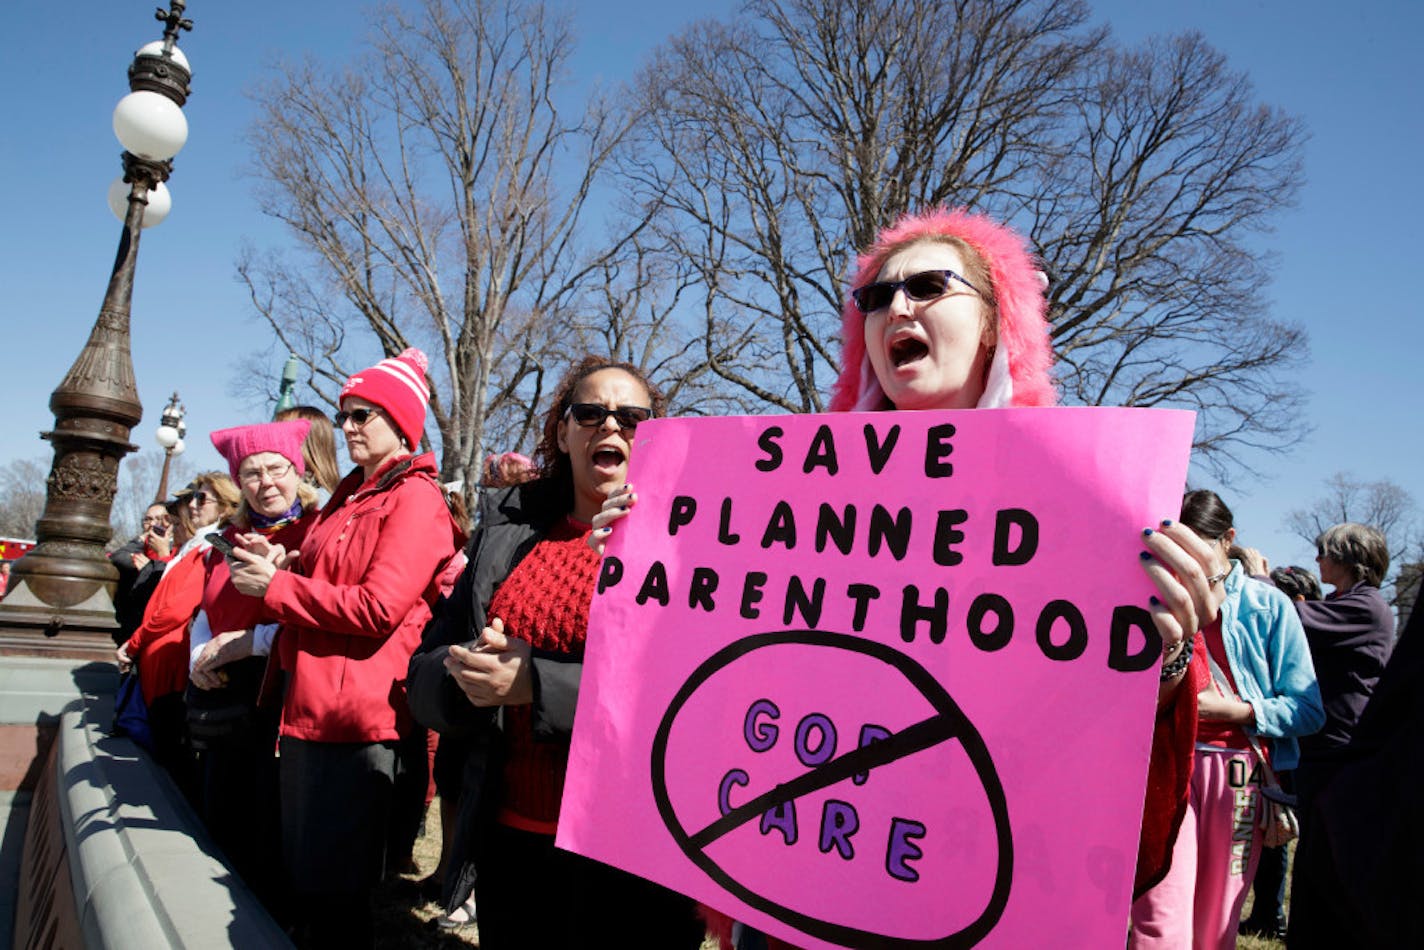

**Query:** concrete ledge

left=44, top=691, right=291, bottom=948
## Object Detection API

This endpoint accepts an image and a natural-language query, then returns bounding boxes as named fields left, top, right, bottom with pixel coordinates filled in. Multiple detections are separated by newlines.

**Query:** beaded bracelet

left=1159, top=634, right=1195, bottom=681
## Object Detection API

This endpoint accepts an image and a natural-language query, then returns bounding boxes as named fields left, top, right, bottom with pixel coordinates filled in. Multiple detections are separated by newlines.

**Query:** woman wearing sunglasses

left=597, top=208, right=1227, bottom=948
left=407, top=356, right=705, bottom=949
left=835, top=207, right=1228, bottom=921
left=116, top=471, right=240, bottom=796
left=216, top=348, right=463, bottom=947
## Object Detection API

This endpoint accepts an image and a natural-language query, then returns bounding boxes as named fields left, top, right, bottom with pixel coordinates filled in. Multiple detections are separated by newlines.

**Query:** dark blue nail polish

left=1160, top=519, right=1174, bottom=528
left=1142, top=528, right=1154, bottom=537
left=1140, top=551, right=1152, bottom=561
left=1150, top=595, right=1161, bottom=605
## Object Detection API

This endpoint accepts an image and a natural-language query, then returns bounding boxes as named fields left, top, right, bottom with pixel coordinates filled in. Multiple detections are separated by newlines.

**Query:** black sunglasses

left=191, top=490, right=216, bottom=506
left=565, top=403, right=653, bottom=430
left=851, top=268, right=981, bottom=314
left=334, top=407, right=383, bottom=427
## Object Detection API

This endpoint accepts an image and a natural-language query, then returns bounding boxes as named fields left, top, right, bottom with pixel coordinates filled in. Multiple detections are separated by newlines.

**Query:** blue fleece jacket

left=1216, top=562, right=1325, bottom=771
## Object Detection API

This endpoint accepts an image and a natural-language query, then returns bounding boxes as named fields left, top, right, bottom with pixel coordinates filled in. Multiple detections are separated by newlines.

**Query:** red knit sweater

left=489, top=515, right=597, bottom=834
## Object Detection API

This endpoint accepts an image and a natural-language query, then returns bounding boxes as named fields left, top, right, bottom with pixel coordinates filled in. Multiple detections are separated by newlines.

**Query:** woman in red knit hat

left=225, top=348, right=464, bottom=949
left=407, top=356, right=705, bottom=949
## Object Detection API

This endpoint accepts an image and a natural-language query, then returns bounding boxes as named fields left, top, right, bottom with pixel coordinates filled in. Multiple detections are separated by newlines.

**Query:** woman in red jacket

left=229, top=348, right=463, bottom=950
left=116, top=471, right=239, bottom=795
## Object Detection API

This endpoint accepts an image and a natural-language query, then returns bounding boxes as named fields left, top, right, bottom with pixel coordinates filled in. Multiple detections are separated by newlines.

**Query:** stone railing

left=9, top=661, right=290, bottom=948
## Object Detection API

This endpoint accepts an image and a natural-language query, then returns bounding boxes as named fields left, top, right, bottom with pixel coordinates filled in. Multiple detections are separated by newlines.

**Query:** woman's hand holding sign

left=1140, top=520, right=1225, bottom=688
left=445, top=617, right=534, bottom=707
left=589, top=483, right=636, bottom=555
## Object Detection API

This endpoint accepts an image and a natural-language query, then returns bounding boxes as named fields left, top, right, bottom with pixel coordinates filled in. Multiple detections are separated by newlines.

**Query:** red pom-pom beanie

left=339, top=347, right=431, bottom=449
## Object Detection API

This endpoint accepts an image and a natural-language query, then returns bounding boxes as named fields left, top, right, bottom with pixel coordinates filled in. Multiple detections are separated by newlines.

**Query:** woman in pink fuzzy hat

left=599, top=208, right=1224, bottom=950
left=839, top=207, right=1216, bottom=894
left=829, top=205, right=1056, bottom=413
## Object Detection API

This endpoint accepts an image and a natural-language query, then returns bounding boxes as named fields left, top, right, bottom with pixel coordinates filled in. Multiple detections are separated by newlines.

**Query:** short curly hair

left=533, top=357, right=667, bottom=511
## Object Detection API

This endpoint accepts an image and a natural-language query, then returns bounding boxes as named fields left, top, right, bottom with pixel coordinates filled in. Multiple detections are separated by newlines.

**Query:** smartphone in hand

left=208, top=534, right=238, bottom=560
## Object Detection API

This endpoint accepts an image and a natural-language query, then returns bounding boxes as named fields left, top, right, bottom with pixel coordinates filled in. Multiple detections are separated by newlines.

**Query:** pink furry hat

left=210, top=419, right=311, bottom=483
left=829, top=207, right=1056, bottom=412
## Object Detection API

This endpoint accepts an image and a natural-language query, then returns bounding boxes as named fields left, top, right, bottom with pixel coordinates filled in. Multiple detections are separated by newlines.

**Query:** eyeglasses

left=334, top=407, right=383, bottom=428
left=190, top=491, right=217, bottom=507
left=851, top=268, right=982, bottom=314
left=141, top=516, right=170, bottom=528
left=564, top=403, right=653, bottom=431
left=238, top=461, right=295, bottom=486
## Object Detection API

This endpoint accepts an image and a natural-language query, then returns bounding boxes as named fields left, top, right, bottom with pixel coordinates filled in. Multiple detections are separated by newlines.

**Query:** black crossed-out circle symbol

left=651, top=630, right=1014, bottom=948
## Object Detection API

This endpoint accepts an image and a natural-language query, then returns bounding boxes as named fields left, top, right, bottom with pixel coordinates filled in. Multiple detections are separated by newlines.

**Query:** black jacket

left=109, top=538, right=167, bottom=646
left=1288, top=602, right=1421, bottom=948
left=406, top=478, right=582, bottom=907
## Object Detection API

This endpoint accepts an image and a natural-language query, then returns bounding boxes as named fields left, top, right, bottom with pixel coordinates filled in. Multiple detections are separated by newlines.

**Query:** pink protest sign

left=558, top=407, right=1196, bottom=948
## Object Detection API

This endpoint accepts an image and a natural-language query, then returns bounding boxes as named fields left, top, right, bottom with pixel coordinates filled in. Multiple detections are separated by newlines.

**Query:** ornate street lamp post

left=153, top=392, right=187, bottom=503
left=0, top=2, right=194, bottom=645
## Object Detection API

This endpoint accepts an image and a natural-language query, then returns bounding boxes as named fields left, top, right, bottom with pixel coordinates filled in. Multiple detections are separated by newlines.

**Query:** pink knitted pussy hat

left=210, top=418, right=312, bottom=482
left=339, top=347, right=431, bottom=449
left=829, top=207, right=1056, bottom=412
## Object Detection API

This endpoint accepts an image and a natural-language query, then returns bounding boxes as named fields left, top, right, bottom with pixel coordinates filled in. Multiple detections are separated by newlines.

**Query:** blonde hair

left=190, top=471, right=241, bottom=531
left=275, top=405, right=342, bottom=495
left=196, top=472, right=241, bottom=513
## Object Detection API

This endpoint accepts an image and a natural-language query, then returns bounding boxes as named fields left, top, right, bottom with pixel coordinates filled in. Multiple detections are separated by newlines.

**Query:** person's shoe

left=416, top=874, right=443, bottom=903
left=1240, top=915, right=1287, bottom=940
left=436, top=894, right=477, bottom=931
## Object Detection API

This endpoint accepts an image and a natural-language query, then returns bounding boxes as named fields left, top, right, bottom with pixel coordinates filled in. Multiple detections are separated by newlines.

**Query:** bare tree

left=0, top=457, right=49, bottom=540
left=625, top=0, right=1308, bottom=469
left=239, top=0, right=671, bottom=498
left=1288, top=472, right=1418, bottom=552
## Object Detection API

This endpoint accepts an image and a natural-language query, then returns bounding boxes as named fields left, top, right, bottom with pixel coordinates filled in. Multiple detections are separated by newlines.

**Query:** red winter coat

left=264, top=452, right=460, bottom=744
left=125, top=542, right=209, bottom=703
left=200, top=518, right=315, bottom=639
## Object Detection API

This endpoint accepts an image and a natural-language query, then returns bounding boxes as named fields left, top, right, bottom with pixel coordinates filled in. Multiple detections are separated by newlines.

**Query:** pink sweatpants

left=1129, top=746, right=1264, bottom=949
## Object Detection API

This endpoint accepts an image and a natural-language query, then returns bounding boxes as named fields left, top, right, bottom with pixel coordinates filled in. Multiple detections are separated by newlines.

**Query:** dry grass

left=372, top=799, right=480, bottom=948
left=373, top=800, right=1288, bottom=949
left=1235, top=840, right=1292, bottom=950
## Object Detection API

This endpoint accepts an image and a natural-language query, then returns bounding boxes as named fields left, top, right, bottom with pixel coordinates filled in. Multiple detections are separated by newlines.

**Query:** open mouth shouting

left=888, top=330, right=931, bottom=370
left=591, top=443, right=628, bottom=477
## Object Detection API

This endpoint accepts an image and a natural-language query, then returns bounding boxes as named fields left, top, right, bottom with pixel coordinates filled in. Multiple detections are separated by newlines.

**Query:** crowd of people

left=46, top=205, right=1411, bottom=948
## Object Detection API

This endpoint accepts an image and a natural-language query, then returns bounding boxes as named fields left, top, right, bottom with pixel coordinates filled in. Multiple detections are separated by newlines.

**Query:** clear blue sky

left=2, top=0, right=1420, bottom=572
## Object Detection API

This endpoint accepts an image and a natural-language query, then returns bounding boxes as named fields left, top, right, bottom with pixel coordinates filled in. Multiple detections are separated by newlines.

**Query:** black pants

left=196, top=707, right=284, bottom=918
left=1243, top=768, right=1293, bottom=933
left=147, top=690, right=198, bottom=806
left=280, top=737, right=400, bottom=950
left=475, top=822, right=705, bottom=949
